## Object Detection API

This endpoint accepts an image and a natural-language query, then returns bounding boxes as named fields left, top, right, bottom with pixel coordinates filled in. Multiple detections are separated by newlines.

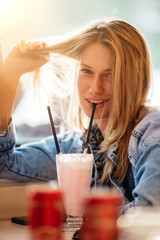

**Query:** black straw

left=84, top=103, right=97, bottom=152
left=47, top=106, right=61, bottom=154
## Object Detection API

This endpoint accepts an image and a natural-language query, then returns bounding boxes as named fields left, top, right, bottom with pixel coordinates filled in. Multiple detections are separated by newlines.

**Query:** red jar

left=26, top=183, right=65, bottom=240
left=80, top=189, right=123, bottom=240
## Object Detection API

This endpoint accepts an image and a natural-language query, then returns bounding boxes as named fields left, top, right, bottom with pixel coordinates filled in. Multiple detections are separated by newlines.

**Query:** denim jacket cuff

left=0, top=120, right=16, bottom=151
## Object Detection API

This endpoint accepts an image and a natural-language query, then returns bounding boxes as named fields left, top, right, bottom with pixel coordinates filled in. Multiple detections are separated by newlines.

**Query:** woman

left=0, top=18, right=160, bottom=213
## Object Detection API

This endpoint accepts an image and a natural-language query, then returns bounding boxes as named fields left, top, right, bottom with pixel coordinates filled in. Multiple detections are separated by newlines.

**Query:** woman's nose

left=89, top=75, right=103, bottom=94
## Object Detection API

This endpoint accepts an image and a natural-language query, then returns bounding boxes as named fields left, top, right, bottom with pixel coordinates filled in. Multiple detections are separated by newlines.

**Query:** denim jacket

left=0, top=108, right=160, bottom=213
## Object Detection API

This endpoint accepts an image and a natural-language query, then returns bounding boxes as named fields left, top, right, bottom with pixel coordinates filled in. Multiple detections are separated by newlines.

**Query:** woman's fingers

left=19, top=40, right=47, bottom=54
left=3, top=40, right=50, bottom=76
left=18, top=40, right=50, bottom=66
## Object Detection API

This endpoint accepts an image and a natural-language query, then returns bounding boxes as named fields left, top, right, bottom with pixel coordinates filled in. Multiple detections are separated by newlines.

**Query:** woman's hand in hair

left=0, top=40, right=49, bottom=131
left=4, top=40, right=50, bottom=78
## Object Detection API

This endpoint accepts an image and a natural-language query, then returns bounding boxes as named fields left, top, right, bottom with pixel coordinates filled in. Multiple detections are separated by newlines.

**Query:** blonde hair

left=36, top=18, right=152, bottom=183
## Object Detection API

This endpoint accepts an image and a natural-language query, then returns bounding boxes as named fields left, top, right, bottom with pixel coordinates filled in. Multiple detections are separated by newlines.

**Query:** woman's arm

left=0, top=40, right=49, bottom=132
left=121, top=143, right=160, bottom=214
left=0, top=124, right=83, bottom=182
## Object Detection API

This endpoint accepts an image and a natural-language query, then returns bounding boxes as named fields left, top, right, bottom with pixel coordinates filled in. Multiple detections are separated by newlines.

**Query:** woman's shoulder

left=134, top=107, right=160, bottom=135
left=130, top=107, right=160, bottom=148
left=128, top=107, right=160, bottom=165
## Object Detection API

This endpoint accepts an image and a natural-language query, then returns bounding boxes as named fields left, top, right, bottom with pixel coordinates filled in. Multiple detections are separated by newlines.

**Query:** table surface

left=0, top=220, right=74, bottom=240
left=0, top=220, right=29, bottom=240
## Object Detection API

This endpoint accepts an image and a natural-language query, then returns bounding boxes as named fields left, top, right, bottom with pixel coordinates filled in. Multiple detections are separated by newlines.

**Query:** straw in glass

left=84, top=103, right=97, bottom=153
left=47, top=106, right=61, bottom=154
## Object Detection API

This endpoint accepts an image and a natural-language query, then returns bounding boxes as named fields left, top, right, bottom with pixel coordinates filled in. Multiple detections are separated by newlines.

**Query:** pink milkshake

left=56, top=153, right=93, bottom=230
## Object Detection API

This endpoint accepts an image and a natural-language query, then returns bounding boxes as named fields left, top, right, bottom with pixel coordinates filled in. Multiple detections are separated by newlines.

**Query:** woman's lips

left=86, top=98, right=110, bottom=109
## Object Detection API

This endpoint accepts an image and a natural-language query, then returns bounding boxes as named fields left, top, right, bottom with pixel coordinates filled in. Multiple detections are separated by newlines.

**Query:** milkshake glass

left=56, top=153, right=93, bottom=232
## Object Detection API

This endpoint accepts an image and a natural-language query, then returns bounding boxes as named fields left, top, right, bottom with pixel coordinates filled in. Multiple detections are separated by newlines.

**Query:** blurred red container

left=26, top=183, right=65, bottom=240
left=80, top=189, right=123, bottom=240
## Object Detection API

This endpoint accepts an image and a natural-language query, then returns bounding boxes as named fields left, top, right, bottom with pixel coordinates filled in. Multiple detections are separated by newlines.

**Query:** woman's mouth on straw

left=87, top=99, right=109, bottom=104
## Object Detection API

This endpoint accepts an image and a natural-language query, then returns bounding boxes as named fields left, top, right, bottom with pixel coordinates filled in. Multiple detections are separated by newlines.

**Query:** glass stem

left=66, top=215, right=83, bottom=229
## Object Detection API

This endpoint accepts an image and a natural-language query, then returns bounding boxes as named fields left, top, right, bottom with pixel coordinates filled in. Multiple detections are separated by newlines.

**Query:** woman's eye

left=104, top=73, right=112, bottom=79
left=81, top=68, right=92, bottom=74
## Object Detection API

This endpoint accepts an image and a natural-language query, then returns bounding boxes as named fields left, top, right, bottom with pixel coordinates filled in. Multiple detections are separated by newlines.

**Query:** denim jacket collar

left=108, top=141, right=119, bottom=165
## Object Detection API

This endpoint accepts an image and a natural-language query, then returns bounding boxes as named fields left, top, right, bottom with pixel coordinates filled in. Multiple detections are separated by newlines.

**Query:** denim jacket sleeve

left=122, top=109, right=160, bottom=213
left=0, top=121, right=83, bottom=182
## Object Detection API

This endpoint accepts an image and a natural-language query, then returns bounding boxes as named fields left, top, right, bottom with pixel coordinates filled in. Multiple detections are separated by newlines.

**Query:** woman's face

left=77, top=42, right=113, bottom=128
